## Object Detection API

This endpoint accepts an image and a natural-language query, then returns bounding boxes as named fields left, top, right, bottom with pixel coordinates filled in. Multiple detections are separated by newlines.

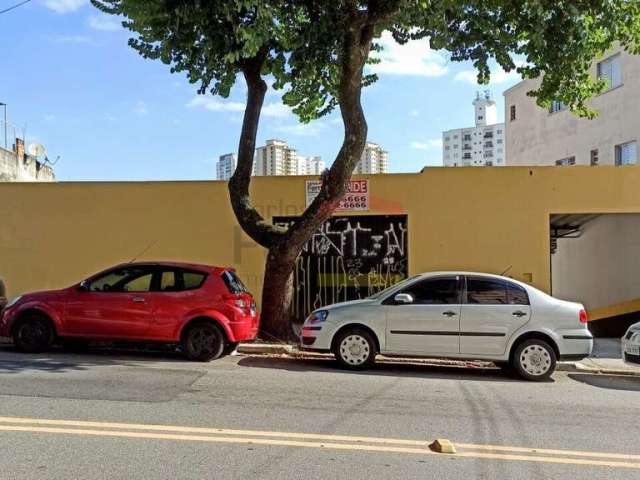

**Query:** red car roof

left=113, top=261, right=232, bottom=273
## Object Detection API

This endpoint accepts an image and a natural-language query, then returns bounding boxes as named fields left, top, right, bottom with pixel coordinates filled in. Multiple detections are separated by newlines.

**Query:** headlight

left=5, top=295, right=22, bottom=309
left=307, top=310, right=329, bottom=325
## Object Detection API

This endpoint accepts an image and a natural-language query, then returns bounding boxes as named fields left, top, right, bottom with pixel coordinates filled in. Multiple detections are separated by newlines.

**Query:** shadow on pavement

left=236, top=355, right=539, bottom=383
left=0, top=343, right=189, bottom=374
left=568, top=372, right=640, bottom=391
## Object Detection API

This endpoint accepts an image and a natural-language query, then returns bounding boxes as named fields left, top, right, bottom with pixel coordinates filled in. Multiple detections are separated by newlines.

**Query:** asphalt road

left=0, top=345, right=639, bottom=479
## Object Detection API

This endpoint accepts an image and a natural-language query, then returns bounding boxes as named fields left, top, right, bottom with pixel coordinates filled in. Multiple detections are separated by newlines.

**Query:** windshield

left=367, top=275, right=419, bottom=300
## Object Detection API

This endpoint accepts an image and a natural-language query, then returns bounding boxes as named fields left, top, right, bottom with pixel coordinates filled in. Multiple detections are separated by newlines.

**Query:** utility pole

left=0, top=102, right=6, bottom=149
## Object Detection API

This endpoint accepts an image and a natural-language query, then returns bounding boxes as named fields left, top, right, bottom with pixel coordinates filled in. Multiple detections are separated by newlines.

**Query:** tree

left=93, top=0, right=640, bottom=339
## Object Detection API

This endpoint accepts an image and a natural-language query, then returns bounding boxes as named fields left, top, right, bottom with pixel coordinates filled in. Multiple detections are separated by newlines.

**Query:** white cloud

left=455, top=61, right=524, bottom=86
left=133, top=101, right=148, bottom=116
left=51, top=34, right=94, bottom=45
left=273, top=122, right=326, bottom=137
left=43, top=114, right=56, bottom=122
left=187, top=96, right=246, bottom=113
left=88, top=14, right=122, bottom=31
left=411, top=139, right=442, bottom=150
left=371, top=31, right=448, bottom=77
left=187, top=96, right=291, bottom=118
left=410, top=110, right=420, bottom=117
left=43, top=0, right=86, bottom=13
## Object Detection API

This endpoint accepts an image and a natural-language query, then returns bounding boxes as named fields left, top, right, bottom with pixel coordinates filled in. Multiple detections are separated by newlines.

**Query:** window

left=510, top=105, right=516, bottom=121
left=477, top=115, right=483, bottom=120
left=465, top=277, right=508, bottom=305
left=549, top=100, right=567, bottom=113
left=590, top=149, right=599, bottom=166
left=445, top=146, right=450, bottom=151
left=555, top=156, right=576, bottom=166
left=463, top=134, right=471, bottom=141
left=463, top=153, right=471, bottom=159
left=597, top=54, right=622, bottom=90
left=160, top=270, right=178, bottom=291
left=615, top=141, right=637, bottom=166
left=497, top=139, right=503, bottom=144
left=444, top=136, right=450, bottom=141
left=89, top=266, right=154, bottom=293
left=397, top=277, right=461, bottom=305
left=222, top=270, right=248, bottom=294
left=507, top=282, right=530, bottom=305
left=497, top=129, right=502, bottom=134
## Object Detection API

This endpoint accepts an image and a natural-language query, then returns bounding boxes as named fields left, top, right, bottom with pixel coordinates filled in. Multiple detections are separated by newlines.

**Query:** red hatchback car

left=0, top=261, right=259, bottom=361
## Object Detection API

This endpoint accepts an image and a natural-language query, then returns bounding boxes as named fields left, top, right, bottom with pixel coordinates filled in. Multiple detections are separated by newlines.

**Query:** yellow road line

left=1, top=416, right=639, bottom=469
left=1, top=425, right=640, bottom=470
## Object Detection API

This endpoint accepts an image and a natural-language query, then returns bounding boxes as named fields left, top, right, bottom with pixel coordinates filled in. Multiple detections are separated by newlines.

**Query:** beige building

left=354, top=142, right=388, bottom=174
left=505, top=46, right=639, bottom=167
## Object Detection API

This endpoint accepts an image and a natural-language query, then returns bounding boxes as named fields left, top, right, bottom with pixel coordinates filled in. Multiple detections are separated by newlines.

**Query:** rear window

left=222, top=270, right=248, bottom=294
left=183, top=271, right=206, bottom=290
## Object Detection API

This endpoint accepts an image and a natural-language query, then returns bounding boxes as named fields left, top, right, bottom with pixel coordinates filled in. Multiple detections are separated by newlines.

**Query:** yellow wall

left=1, top=166, right=639, bottom=303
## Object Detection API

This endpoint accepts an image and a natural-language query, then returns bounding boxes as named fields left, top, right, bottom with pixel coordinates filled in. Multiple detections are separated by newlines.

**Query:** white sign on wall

left=305, top=179, right=369, bottom=211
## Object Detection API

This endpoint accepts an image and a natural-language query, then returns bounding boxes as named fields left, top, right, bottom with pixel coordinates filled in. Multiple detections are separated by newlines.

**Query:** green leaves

left=92, top=1, right=640, bottom=120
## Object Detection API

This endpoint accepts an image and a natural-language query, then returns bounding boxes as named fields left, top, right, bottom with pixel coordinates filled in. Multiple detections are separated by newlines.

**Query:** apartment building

left=505, top=46, right=639, bottom=166
left=354, top=142, right=389, bottom=174
left=216, top=153, right=237, bottom=180
left=442, top=91, right=506, bottom=167
left=253, top=139, right=324, bottom=176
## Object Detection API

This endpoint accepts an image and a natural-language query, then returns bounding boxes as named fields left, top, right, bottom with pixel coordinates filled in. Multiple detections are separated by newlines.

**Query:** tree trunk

left=259, top=249, right=296, bottom=341
left=228, top=16, right=377, bottom=341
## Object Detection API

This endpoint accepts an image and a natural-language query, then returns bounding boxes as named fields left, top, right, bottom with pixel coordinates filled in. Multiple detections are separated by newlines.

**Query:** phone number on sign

left=339, top=194, right=369, bottom=210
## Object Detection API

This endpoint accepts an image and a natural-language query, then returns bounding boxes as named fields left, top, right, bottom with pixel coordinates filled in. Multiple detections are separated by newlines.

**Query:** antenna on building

left=499, top=265, right=512, bottom=276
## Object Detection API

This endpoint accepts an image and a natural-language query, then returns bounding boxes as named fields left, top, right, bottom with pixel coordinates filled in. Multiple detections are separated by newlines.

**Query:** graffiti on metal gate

left=273, top=215, right=408, bottom=322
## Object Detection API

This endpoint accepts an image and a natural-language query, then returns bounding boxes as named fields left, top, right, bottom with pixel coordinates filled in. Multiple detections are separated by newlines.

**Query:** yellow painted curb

left=430, top=439, right=456, bottom=454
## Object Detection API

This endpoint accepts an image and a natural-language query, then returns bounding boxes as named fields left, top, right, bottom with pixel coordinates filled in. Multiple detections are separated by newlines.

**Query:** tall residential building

left=442, top=91, right=506, bottom=167
left=216, top=153, right=237, bottom=180
left=354, top=142, right=389, bottom=174
left=505, top=46, right=639, bottom=166
left=305, top=156, right=326, bottom=175
left=253, top=139, right=299, bottom=176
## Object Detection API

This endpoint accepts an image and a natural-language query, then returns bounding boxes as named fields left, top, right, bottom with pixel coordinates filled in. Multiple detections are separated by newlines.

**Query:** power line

left=0, top=0, right=32, bottom=15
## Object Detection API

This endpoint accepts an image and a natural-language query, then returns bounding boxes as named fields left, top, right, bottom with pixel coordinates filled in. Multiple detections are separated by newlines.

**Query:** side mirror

left=394, top=293, right=414, bottom=304
left=78, top=280, right=90, bottom=292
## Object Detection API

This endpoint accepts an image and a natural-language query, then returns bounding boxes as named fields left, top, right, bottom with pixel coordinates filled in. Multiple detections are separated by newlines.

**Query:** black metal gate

left=273, top=215, right=408, bottom=323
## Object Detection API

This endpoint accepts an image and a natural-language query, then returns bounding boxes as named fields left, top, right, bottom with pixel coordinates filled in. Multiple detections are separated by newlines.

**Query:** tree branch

left=228, top=50, right=287, bottom=249
left=285, top=18, right=374, bottom=250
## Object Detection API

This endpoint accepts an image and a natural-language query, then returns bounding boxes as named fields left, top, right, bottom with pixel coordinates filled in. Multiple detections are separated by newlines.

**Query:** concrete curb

left=237, top=343, right=640, bottom=377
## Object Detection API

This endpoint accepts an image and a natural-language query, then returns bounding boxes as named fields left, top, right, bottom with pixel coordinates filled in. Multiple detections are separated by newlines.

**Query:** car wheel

left=182, top=322, right=225, bottom=362
left=223, top=341, right=239, bottom=356
left=512, top=339, right=556, bottom=381
left=333, top=328, right=376, bottom=370
left=13, top=313, right=55, bottom=353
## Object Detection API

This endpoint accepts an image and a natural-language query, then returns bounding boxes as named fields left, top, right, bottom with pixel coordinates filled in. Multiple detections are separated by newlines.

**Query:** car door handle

left=512, top=310, right=527, bottom=317
left=132, top=297, right=146, bottom=303
left=442, top=310, right=457, bottom=317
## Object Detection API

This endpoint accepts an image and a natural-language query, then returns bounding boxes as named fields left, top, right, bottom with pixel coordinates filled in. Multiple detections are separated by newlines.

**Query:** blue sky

left=0, top=1, right=523, bottom=180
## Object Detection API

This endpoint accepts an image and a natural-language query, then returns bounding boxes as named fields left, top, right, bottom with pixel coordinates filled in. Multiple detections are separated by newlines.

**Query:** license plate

left=626, top=345, right=640, bottom=355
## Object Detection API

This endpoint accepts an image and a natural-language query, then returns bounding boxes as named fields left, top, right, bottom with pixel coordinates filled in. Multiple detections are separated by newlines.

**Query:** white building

left=0, top=138, right=55, bottom=182
left=216, top=153, right=237, bottom=180
left=442, top=91, right=506, bottom=167
left=504, top=46, right=639, bottom=167
left=305, top=156, right=325, bottom=175
left=253, top=139, right=298, bottom=176
left=253, top=139, right=324, bottom=176
left=354, top=142, right=389, bottom=174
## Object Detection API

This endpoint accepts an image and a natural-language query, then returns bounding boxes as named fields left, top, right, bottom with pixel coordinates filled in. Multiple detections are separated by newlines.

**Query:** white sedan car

left=300, top=272, right=593, bottom=381
left=622, top=322, right=640, bottom=366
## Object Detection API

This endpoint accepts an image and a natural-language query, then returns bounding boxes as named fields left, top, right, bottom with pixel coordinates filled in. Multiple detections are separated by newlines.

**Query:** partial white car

left=299, top=272, right=592, bottom=381
left=622, top=322, right=640, bottom=366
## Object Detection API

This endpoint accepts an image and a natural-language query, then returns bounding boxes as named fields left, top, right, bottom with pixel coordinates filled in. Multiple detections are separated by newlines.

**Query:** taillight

left=225, top=295, right=253, bottom=315
left=579, top=309, right=588, bottom=324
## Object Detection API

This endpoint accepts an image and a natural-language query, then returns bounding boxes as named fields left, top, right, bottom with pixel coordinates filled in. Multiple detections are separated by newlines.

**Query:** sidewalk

left=238, top=337, right=640, bottom=376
